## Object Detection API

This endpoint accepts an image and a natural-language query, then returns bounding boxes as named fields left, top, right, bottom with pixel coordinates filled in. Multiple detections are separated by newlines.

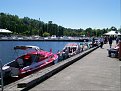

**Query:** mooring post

left=0, top=59, right=4, bottom=91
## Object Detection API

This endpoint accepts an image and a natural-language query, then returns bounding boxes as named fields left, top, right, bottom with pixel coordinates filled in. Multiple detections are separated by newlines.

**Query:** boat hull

left=1, top=52, right=58, bottom=78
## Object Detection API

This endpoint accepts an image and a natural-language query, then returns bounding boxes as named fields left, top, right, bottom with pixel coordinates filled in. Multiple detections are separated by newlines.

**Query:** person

left=116, top=37, right=119, bottom=44
left=104, top=36, right=108, bottom=44
left=112, top=43, right=119, bottom=51
left=108, top=36, right=113, bottom=48
left=92, top=37, right=95, bottom=47
left=100, top=37, right=104, bottom=48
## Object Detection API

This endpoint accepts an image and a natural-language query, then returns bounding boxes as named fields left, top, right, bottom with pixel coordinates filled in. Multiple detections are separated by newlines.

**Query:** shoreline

left=0, top=39, right=89, bottom=42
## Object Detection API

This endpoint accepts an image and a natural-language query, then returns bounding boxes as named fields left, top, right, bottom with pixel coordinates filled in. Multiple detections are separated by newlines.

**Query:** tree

left=110, top=26, right=117, bottom=31
left=0, top=12, right=118, bottom=37
left=85, top=28, right=92, bottom=37
left=42, top=32, right=50, bottom=37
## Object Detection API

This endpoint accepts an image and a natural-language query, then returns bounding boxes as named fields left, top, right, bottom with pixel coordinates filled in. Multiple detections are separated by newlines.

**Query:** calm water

left=0, top=41, right=79, bottom=65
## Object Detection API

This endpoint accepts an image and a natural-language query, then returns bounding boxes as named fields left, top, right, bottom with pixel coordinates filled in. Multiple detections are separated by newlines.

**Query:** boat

left=1, top=46, right=58, bottom=78
left=58, top=43, right=81, bottom=60
left=80, top=41, right=92, bottom=51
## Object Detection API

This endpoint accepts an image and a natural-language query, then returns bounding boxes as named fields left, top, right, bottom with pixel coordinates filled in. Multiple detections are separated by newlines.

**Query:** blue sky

left=0, top=0, right=120, bottom=29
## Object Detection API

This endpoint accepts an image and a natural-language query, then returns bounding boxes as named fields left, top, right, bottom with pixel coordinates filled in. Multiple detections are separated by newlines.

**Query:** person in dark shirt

left=116, top=37, right=119, bottom=44
left=109, top=36, right=113, bottom=48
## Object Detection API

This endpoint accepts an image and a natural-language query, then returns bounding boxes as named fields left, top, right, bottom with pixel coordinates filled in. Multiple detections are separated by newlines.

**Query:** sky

left=0, top=0, right=120, bottom=29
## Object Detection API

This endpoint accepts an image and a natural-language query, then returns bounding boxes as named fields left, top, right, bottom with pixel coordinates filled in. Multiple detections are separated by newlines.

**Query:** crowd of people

left=101, top=36, right=121, bottom=58
left=99, top=36, right=120, bottom=49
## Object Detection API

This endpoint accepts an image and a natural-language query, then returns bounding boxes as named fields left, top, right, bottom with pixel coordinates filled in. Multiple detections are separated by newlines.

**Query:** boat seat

left=10, top=67, right=19, bottom=77
left=23, top=55, right=32, bottom=66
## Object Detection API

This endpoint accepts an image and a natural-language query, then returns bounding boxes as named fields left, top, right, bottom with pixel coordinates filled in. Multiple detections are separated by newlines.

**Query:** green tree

left=0, top=12, right=119, bottom=37
left=43, top=32, right=50, bottom=37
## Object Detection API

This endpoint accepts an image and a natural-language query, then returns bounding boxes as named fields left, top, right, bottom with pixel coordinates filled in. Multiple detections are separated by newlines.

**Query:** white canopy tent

left=0, top=29, right=12, bottom=33
left=103, top=31, right=121, bottom=36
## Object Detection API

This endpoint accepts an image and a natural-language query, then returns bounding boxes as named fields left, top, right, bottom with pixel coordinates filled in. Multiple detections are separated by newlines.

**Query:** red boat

left=1, top=46, right=58, bottom=78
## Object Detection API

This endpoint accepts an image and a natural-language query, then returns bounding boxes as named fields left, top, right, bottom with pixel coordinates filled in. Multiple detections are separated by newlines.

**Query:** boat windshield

left=14, top=48, right=37, bottom=57
left=14, top=46, right=40, bottom=60
left=68, top=47, right=77, bottom=53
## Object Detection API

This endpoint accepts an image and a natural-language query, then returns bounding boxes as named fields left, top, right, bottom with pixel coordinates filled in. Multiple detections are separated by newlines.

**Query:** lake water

left=0, top=41, right=80, bottom=65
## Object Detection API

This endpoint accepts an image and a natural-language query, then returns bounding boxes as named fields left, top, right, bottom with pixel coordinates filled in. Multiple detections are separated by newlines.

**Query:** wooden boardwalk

left=29, top=42, right=121, bottom=91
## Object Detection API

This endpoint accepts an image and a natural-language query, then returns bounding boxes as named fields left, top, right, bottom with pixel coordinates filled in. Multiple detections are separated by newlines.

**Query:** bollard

left=118, top=41, right=121, bottom=60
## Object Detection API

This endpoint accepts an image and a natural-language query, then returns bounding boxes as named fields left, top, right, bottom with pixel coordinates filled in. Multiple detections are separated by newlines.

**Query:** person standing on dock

left=108, top=36, right=113, bottom=48
left=116, top=37, right=119, bottom=44
left=100, top=37, right=104, bottom=48
left=92, top=37, right=95, bottom=47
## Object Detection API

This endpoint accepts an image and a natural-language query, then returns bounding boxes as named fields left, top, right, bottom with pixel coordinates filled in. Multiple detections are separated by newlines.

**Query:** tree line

left=0, top=12, right=120, bottom=37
